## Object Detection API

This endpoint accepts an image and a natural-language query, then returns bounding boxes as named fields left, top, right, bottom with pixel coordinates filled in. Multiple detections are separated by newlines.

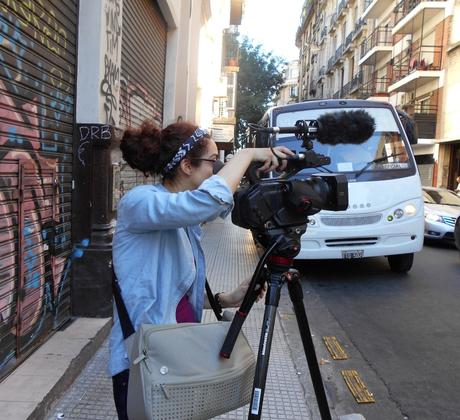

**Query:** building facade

left=296, top=0, right=458, bottom=188
left=0, top=0, right=243, bottom=379
left=276, top=60, right=300, bottom=106
left=197, top=4, right=242, bottom=161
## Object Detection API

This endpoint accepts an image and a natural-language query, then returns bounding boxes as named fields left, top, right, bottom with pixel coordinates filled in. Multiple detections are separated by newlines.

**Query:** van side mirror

left=396, top=109, right=418, bottom=145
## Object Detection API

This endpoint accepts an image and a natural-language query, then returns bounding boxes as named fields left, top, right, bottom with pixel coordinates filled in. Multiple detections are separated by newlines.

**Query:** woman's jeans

left=112, top=369, right=130, bottom=419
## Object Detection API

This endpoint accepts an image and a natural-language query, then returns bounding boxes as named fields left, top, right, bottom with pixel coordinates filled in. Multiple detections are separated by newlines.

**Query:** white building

left=276, top=60, right=300, bottom=106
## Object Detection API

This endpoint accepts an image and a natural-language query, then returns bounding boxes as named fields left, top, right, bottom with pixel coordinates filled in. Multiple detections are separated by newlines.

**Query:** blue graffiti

left=23, top=221, right=41, bottom=289
left=0, top=11, right=74, bottom=153
left=52, top=239, right=90, bottom=325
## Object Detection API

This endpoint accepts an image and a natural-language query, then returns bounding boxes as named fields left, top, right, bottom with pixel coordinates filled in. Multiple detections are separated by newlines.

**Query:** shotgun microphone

left=261, top=110, right=376, bottom=145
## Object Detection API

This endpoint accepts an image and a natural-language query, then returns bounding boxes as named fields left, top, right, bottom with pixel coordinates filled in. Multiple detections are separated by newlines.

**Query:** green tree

left=235, top=37, right=285, bottom=149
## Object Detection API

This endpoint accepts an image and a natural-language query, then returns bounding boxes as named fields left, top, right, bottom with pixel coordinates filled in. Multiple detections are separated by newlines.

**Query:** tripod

left=220, top=235, right=332, bottom=420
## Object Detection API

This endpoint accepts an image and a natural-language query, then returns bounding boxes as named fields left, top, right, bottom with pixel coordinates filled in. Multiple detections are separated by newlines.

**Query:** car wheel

left=388, top=253, right=414, bottom=273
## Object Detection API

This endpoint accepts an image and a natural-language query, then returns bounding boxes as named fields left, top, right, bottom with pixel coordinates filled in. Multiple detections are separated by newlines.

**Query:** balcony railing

left=342, top=81, right=351, bottom=96
left=391, top=45, right=443, bottom=84
left=350, top=70, right=364, bottom=92
left=413, top=104, right=438, bottom=138
left=333, top=90, right=341, bottom=99
left=319, top=66, right=326, bottom=77
left=329, top=12, right=337, bottom=31
left=394, top=0, right=447, bottom=27
left=334, top=44, right=344, bottom=64
left=360, top=27, right=393, bottom=59
left=359, top=74, right=391, bottom=98
left=338, top=0, right=348, bottom=17
left=345, top=31, right=354, bottom=49
left=309, top=80, right=317, bottom=94
left=353, top=17, right=366, bottom=40
left=320, top=26, right=328, bottom=41
left=327, top=56, right=335, bottom=73
left=222, top=29, right=239, bottom=69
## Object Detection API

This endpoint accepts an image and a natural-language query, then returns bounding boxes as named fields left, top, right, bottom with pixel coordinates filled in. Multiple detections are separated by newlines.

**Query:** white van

left=255, top=99, right=424, bottom=273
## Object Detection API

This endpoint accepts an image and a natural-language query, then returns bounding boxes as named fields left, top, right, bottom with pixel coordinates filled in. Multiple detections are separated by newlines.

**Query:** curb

left=0, top=317, right=112, bottom=420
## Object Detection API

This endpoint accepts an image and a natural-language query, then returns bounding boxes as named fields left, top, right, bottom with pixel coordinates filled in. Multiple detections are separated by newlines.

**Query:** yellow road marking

left=341, top=370, right=375, bottom=404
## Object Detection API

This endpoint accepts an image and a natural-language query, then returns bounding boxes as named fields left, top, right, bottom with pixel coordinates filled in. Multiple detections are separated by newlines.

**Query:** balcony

left=309, top=80, right=317, bottom=96
left=363, top=0, right=390, bottom=19
left=413, top=104, right=437, bottom=139
left=358, top=74, right=391, bottom=99
left=222, top=29, right=239, bottom=72
left=359, top=27, right=393, bottom=66
left=327, top=57, right=335, bottom=73
left=337, top=0, right=348, bottom=18
left=342, top=81, right=351, bottom=97
left=389, top=45, right=443, bottom=92
left=319, top=66, right=326, bottom=78
left=334, top=44, right=344, bottom=65
left=320, top=26, right=328, bottom=43
left=345, top=31, right=353, bottom=48
left=349, top=70, right=364, bottom=93
left=329, top=12, right=337, bottom=32
left=393, top=0, right=448, bottom=35
left=333, top=90, right=341, bottom=99
left=352, top=17, right=366, bottom=41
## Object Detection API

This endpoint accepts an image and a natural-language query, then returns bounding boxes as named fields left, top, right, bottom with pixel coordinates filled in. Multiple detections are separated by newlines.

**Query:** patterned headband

left=163, top=128, right=209, bottom=174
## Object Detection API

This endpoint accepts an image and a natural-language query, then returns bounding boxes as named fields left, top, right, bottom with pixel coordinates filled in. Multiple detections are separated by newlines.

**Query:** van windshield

left=274, top=107, right=415, bottom=181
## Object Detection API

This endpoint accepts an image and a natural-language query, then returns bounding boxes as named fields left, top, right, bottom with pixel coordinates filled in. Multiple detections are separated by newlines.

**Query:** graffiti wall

left=0, top=0, right=78, bottom=376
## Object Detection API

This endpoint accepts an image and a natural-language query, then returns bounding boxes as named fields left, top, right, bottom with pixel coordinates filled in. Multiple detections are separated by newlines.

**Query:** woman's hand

left=216, top=146, right=295, bottom=194
left=219, top=277, right=267, bottom=308
left=249, top=146, right=295, bottom=173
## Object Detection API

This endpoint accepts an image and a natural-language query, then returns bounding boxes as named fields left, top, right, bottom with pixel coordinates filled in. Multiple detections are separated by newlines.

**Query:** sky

left=238, top=0, right=305, bottom=62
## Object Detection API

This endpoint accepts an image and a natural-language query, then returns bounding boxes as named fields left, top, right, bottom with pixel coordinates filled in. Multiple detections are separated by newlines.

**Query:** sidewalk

left=1, top=218, right=316, bottom=419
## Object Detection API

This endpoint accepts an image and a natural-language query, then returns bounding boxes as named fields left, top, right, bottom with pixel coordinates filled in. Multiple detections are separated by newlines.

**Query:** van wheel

left=388, top=253, right=414, bottom=273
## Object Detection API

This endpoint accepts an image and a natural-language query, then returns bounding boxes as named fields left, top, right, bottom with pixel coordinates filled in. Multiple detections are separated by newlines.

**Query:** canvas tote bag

left=113, top=273, right=256, bottom=420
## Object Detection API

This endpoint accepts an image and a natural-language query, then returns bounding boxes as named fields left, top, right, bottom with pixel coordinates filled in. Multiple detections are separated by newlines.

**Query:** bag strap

left=112, top=269, right=223, bottom=340
left=184, top=226, right=222, bottom=321
left=112, top=267, right=135, bottom=340
left=205, top=279, right=223, bottom=321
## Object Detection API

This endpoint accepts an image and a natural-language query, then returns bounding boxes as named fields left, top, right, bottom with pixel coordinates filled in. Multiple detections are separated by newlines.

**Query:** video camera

left=231, top=110, right=376, bottom=256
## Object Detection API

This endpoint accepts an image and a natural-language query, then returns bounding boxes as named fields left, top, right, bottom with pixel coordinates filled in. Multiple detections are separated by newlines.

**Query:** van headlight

left=404, top=204, right=417, bottom=216
left=394, top=208, right=404, bottom=219
left=387, top=200, right=420, bottom=222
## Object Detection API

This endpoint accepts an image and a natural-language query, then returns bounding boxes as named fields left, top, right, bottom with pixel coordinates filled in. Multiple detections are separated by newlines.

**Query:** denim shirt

left=109, top=175, right=233, bottom=376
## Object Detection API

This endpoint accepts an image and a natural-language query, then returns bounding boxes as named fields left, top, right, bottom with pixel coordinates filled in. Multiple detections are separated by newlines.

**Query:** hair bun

left=120, top=120, right=162, bottom=174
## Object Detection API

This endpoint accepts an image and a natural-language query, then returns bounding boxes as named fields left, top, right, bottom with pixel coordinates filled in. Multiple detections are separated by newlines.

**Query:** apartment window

left=289, top=67, right=299, bottom=79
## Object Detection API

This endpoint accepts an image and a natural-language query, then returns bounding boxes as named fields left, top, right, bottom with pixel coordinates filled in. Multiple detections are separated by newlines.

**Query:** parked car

left=423, top=187, right=460, bottom=241
left=455, top=216, right=460, bottom=251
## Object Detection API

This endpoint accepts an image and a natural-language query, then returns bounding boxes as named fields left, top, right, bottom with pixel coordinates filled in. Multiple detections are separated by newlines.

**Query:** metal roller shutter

left=120, top=0, right=167, bottom=130
left=0, top=0, right=77, bottom=376
left=116, top=0, right=167, bottom=198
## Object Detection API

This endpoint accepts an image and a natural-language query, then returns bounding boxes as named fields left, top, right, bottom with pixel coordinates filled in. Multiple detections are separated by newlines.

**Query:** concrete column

left=72, top=0, right=123, bottom=317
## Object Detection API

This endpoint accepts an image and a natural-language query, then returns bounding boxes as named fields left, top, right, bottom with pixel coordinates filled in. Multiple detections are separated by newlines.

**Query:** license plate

left=342, top=250, right=364, bottom=259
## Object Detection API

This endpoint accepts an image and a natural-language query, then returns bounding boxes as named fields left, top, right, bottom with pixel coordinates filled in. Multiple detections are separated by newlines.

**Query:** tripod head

left=232, top=173, right=348, bottom=257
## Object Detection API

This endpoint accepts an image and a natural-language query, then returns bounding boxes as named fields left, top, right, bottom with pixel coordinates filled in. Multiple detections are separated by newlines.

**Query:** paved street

left=44, top=220, right=460, bottom=420
left=282, top=241, right=460, bottom=420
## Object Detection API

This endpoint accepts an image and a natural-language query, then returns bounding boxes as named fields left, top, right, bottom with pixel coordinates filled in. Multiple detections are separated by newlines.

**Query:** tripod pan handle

left=220, top=310, right=247, bottom=358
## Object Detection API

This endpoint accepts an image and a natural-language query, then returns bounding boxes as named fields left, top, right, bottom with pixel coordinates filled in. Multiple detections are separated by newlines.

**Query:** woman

left=109, top=120, right=293, bottom=418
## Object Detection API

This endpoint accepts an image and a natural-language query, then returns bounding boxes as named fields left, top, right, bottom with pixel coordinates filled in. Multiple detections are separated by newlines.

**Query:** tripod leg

left=287, top=272, right=332, bottom=420
left=248, top=272, right=283, bottom=420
